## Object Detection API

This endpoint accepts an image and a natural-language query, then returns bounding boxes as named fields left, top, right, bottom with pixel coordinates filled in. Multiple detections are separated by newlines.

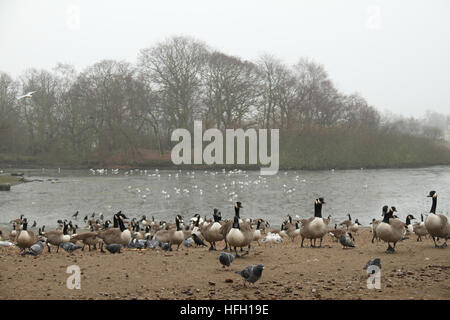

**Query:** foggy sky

left=1, top=0, right=449, bottom=117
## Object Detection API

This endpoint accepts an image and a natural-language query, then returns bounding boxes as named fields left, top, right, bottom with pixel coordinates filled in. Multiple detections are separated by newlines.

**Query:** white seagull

left=17, top=91, right=37, bottom=100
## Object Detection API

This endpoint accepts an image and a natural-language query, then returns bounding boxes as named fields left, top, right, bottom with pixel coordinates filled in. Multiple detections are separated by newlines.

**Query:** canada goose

left=200, top=209, right=224, bottom=251
left=339, top=214, right=352, bottom=229
left=9, top=224, right=17, bottom=242
left=370, top=218, right=381, bottom=243
left=71, top=231, right=102, bottom=251
left=11, top=214, right=24, bottom=225
left=72, top=211, right=79, bottom=219
left=97, top=212, right=132, bottom=253
left=40, top=221, right=72, bottom=253
left=286, top=221, right=301, bottom=241
left=413, top=214, right=428, bottom=241
left=404, top=215, right=415, bottom=234
left=300, top=197, right=330, bottom=248
left=252, top=219, right=265, bottom=245
left=219, top=202, right=243, bottom=251
left=225, top=213, right=254, bottom=258
left=424, top=191, right=450, bottom=248
left=328, top=224, right=346, bottom=242
left=349, top=219, right=362, bottom=233
left=154, top=215, right=185, bottom=250
left=16, top=219, right=36, bottom=251
left=375, top=206, right=405, bottom=253
left=0, top=230, right=3, bottom=241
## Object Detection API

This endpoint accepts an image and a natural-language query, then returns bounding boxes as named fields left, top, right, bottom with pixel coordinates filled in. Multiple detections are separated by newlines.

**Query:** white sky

left=1, top=0, right=449, bottom=117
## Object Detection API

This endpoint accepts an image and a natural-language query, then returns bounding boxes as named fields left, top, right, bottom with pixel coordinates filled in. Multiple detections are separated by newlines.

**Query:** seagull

left=219, top=252, right=235, bottom=268
left=22, top=241, right=45, bottom=256
left=17, top=91, right=36, bottom=100
left=339, top=233, right=355, bottom=249
left=105, top=244, right=122, bottom=254
left=235, top=264, right=264, bottom=287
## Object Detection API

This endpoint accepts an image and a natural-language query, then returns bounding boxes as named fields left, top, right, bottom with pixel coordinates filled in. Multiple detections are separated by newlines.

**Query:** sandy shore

left=0, top=228, right=449, bottom=300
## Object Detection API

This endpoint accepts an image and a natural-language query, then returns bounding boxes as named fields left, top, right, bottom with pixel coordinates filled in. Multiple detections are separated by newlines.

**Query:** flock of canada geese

left=1, top=190, right=449, bottom=257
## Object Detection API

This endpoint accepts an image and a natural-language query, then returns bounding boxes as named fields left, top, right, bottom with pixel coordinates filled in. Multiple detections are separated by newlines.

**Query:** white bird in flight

left=17, top=91, right=36, bottom=100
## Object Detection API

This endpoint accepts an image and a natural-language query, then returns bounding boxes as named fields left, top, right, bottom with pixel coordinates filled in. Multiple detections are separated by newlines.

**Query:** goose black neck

left=63, top=223, right=69, bottom=235
left=23, top=223, right=28, bottom=231
left=118, top=217, right=126, bottom=232
left=113, top=215, right=119, bottom=228
left=406, top=217, right=411, bottom=225
left=382, top=212, right=392, bottom=223
left=232, top=216, right=240, bottom=229
left=256, top=220, right=261, bottom=230
left=176, top=219, right=181, bottom=231
left=234, top=206, right=240, bottom=218
left=314, top=202, right=322, bottom=218
left=430, top=197, right=437, bottom=214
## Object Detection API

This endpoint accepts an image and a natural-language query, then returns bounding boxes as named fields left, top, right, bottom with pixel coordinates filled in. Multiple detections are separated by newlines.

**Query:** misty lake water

left=1, top=166, right=449, bottom=230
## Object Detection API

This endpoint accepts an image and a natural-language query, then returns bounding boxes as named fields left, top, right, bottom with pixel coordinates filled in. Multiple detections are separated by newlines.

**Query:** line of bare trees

left=0, top=36, right=448, bottom=166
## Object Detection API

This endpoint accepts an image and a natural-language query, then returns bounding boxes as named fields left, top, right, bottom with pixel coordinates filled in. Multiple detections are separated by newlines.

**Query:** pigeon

left=17, top=91, right=36, bottom=100
left=105, top=244, right=122, bottom=254
left=22, top=241, right=44, bottom=256
left=60, top=242, right=81, bottom=254
left=72, top=211, right=79, bottom=219
left=364, top=258, right=381, bottom=273
left=192, top=234, right=206, bottom=247
left=145, top=236, right=159, bottom=249
left=130, top=237, right=146, bottom=249
left=339, top=233, right=355, bottom=248
left=219, top=252, right=235, bottom=268
left=235, top=264, right=264, bottom=286
left=159, top=242, right=172, bottom=251
left=184, top=237, right=193, bottom=248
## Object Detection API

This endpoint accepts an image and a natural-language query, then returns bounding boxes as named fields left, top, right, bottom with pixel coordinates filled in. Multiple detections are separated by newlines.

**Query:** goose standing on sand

left=200, top=209, right=224, bottom=251
left=225, top=203, right=254, bottom=257
left=97, top=212, right=132, bottom=253
left=300, top=197, right=330, bottom=248
left=375, top=206, right=405, bottom=253
left=219, top=202, right=243, bottom=251
left=154, top=215, right=185, bottom=250
left=413, top=214, right=428, bottom=241
left=370, top=218, right=381, bottom=243
left=16, top=219, right=36, bottom=251
left=404, top=215, right=415, bottom=234
left=425, top=191, right=450, bottom=248
left=339, top=214, right=352, bottom=230
left=349, top=219, right=362, bottom=233
left=39, top=221, right=71, bottom=253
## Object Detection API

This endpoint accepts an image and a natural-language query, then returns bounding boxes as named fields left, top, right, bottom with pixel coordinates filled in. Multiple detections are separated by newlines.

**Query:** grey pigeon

left=22, top=241, right=45, bottom=256
left=184, top=237, right=193, bottom=248
left=236, top=264, right=264, bottom=286
left=219, top=252, right=235, bottom=268
left=159, top=242, right=172, bottom=251
left=192, top=234, right=206, bottom=247
left=145, top=236, right=159, bottom=249
left=364, top=258, right=381, bottom=272
left=105, top=244, right=122, bottom=254
left=60, top=242, right=81, bottom=254
left=339, top=233, right=355, bottom=248
left=131, top=237, right=146, bottom=249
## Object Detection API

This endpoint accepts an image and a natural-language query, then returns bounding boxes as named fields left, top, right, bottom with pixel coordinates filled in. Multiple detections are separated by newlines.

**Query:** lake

left=1, top=166, right=449, bottom=230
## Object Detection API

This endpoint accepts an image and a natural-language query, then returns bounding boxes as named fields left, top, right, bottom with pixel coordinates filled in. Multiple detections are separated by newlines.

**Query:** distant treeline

left=0, top=36, right=449, bottom=169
